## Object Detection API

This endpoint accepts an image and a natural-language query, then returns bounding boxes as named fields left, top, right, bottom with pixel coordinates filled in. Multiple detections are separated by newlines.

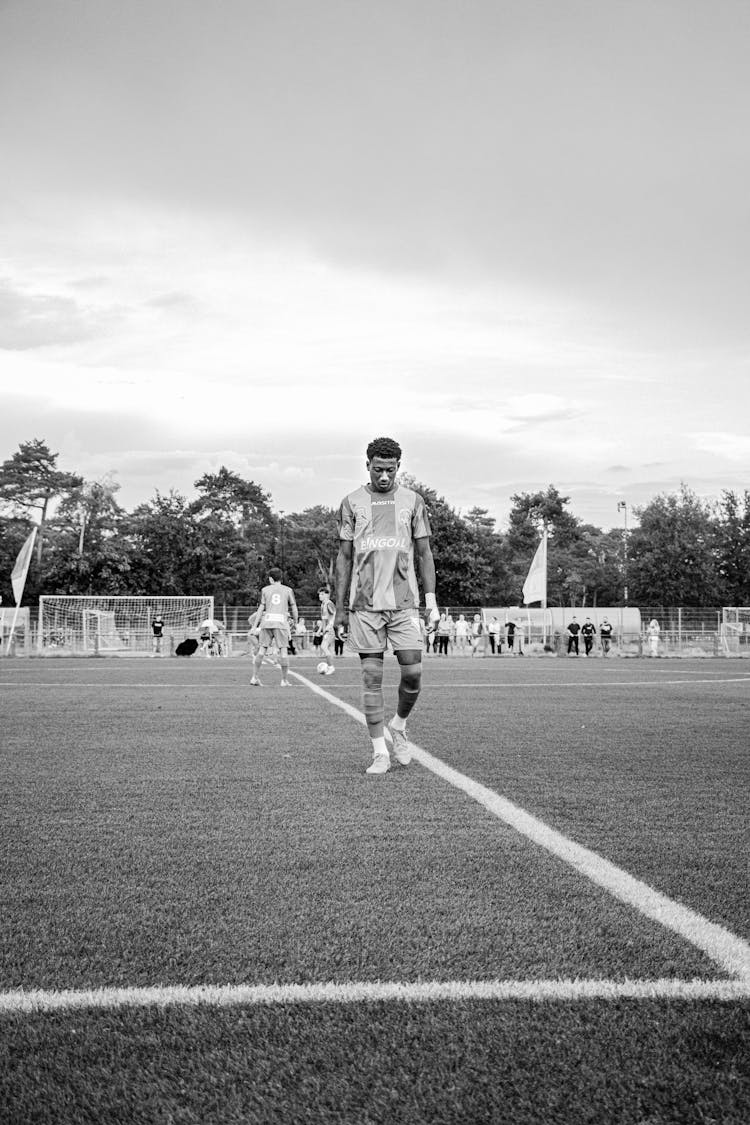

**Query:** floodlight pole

left=618, top=501, right=628, bottom=604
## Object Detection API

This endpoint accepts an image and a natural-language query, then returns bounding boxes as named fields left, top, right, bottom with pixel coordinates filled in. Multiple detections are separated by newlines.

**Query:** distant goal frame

left=720, top=607, right=750, bottom=656
left=38, top=595, right=215, bottom=657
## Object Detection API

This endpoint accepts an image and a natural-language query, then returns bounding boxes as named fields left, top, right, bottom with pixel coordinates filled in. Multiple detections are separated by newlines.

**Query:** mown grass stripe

left=2, top=978, right=750, bottom=1013
left=291, top=672, right=750, bottom=982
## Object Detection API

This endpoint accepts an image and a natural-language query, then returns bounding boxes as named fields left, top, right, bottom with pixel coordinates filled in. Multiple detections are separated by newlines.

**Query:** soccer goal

left=38, top=596, right=215, bottom=656
left=720, top=608, right=750, bottom=656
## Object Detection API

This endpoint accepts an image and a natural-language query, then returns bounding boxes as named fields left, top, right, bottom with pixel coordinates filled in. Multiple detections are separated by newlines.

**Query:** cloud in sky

left=692, top=433, right=750, bottom=463
left=0, top=280, right=118, bottom=350
left=4, top=0, right=749, bottom=332
left=1, top=0, right=749, bottom=530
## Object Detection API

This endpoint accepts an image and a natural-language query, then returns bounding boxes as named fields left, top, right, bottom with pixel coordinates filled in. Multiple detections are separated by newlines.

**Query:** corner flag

left=522, top=531, right=547, bottom=606
left=11, top=527, right=37, bottom=604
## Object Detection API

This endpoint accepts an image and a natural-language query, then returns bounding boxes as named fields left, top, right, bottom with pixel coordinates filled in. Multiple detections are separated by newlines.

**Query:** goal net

left=38, top=596, right=215, bottom=656
left=720, top=607, right=750, bottom=655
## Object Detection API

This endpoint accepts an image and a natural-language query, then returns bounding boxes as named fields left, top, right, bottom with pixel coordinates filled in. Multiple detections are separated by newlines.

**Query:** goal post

left=38, top=596, right=215, bottom=656
left=720, top=608, right=750, bottom=656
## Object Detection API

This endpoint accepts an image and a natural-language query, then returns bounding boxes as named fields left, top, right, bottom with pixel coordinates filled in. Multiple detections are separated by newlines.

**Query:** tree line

left=1, top=439, right=749, bottom=609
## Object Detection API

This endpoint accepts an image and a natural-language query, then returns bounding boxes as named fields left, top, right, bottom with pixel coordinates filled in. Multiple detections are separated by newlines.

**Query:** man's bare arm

left=414, top=536, right=439, bottom=621
left=334, top=540, right=353, bottom=630
left=414, top=536, right=437, bottom=596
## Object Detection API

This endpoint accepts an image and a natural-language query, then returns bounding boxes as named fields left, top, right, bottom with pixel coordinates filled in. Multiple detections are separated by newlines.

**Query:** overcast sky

left=1, top=0, right=748, bottom=530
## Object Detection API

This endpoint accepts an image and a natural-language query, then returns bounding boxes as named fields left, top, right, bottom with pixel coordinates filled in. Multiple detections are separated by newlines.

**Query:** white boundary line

left=2, top=977, right=750, bottom=1013
left=418, top=677, right=750, bottom=689
left=291, top=671, right=750, bottom=983
left=2, top=676, right=749, bottom=690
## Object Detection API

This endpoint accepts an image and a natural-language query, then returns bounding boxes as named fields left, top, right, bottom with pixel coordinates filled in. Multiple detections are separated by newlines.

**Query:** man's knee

left=361, top=654, right=384, bottom=691
left=399, top=660, right=422, bottom=693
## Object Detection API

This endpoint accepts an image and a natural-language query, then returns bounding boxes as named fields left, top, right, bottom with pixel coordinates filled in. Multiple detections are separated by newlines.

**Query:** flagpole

left=6, top=602, right=22, bottom=656
left=542, top=530, right=548, bottom=609
left=542, top=529, right=548, bottom=644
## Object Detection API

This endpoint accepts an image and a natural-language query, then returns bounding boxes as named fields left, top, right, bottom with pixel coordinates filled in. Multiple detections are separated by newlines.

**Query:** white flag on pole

left=11, top=527, right=37, bottom=605
left=522, top=531, right=547, bottom=606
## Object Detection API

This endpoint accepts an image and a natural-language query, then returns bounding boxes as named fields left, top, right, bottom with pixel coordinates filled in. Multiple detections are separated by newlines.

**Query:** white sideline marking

left=419, top=677, right=750, bottom=689
left=2, top=977, right=750, bottom=1013
left=2, top=676, right=749, bottom=690
left=291, top=671, right=750, bottom=983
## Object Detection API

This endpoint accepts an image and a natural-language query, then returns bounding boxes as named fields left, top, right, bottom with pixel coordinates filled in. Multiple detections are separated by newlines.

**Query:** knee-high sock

left=396, top=661, right=422, bottom=720
left=361, top=656, right=385, bottom=740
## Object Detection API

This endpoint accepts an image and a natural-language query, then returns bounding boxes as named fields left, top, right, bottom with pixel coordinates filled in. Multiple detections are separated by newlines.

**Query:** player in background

left=581, top=617, right=597, bottom=657
left=647, top=618, right=661, bottom=656
left=151, top=611, right=164, bottom=656
left=250, top=568, right=298, bottom=687
left=248, top=608, right=261, bottom=660
left=334, top=436, right=440, bottom=775
left=318, top=586, right=337, bottom=674
left=470, top=613, right=487, bottom=658
left=200, top=618, right=220, bottom=657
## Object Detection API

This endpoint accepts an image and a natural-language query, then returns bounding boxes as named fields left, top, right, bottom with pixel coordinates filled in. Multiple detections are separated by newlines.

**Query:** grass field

left=1, top=653, right=749, bottom=1123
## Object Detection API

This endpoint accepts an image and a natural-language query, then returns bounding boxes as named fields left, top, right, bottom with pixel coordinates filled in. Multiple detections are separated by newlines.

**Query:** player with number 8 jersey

left=250, top=567, right=298, bottom=687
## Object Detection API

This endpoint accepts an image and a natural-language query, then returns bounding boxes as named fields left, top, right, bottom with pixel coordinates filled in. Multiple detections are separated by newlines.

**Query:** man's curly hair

left=366, top=436, right=402, bottom=461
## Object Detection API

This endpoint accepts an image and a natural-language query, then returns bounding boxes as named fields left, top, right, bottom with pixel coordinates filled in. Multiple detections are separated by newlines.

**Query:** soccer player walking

left=250, top=568, right=299, bottom=687
left=334, top=436, right=440, bottom=775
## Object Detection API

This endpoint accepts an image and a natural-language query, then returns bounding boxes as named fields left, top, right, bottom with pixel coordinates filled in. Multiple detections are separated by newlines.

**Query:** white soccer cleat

left=366, top=752, right=391, bottom=775
left=250, top=677, right=263, bottom=687
left=324, top=665, right=335, bottom=675
left=279, top=679, right=291, bottom=687
left=389, top=725, right=412, bottom=766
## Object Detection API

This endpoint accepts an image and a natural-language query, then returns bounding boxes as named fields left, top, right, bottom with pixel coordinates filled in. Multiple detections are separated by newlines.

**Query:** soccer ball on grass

left=317, top=661, right=328, bottom=674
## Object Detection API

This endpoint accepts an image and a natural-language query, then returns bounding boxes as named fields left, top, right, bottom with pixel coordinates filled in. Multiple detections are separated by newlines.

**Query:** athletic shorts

left=259, top=626, right=289, bottom=649
left=347, top=608, right=423, bottom=654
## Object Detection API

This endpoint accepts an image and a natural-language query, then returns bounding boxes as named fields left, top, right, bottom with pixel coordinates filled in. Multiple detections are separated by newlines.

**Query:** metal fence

left=3, top=604, right=748, bottom=657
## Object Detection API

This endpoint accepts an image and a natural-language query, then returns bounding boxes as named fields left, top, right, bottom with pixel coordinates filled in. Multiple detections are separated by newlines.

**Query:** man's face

left=367, top=456, right=399, bottom=492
